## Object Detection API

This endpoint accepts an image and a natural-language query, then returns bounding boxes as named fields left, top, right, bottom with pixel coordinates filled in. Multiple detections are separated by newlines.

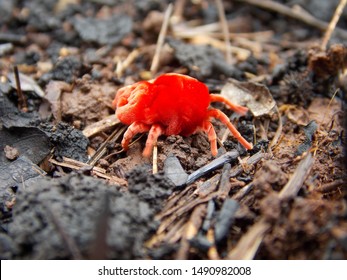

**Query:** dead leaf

left=220, top=79, right=276, bottom=117
left=7, top=72, right=45, bottom=97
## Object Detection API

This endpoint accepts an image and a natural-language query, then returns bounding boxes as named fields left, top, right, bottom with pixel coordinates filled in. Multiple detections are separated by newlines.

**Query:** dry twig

left=172, top=0, right=186, bottom=23
left=215, top=0, right=233, bottom=64
left=279, top=153, right=314, bottom=199
left=321, top=0, right=347, bottom=51
left=152, top=144, right=158, bottom=174
left=49, top=157, right=127, bottom=186
left=229, top=151, right=264, bottom=177
left=236, top=0, right=347, bottom=39
left=207, top=228, right=220, bottom=260
left=116, top=49, right=141, bottom=78
left=87, top=126, right=126, bottom=166
left=13, top=66, right=27, bottom=112
left=82, top=114, right=120, bottom=138
left=150, top=3, right=173, bottom=74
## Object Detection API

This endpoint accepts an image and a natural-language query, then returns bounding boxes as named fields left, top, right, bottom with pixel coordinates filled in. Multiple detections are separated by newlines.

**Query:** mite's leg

left=200, top=121, right=218, bottom=156
left=121, top=122, right=151, bottom=151
left=207, top=109, right=253, bottom=150
left=143, top=124, right=165, bottom=157
left=210, top=94, right=249, bottom=116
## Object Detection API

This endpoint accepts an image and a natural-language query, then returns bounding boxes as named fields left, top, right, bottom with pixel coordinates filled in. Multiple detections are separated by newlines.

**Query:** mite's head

left=113, top=81, right=153, bottom=124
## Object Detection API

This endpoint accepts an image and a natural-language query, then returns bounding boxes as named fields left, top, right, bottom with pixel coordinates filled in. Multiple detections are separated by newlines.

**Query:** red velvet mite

left=112, top=73, right=253, bottom=157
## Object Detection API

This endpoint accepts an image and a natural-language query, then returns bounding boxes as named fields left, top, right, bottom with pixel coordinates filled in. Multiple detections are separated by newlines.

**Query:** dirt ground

left=0, top=0, right=346, bottom=260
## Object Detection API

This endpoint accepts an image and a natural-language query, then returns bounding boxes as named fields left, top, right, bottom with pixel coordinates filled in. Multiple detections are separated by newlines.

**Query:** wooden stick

left=116, top=49, right=140, bottom=78
left=87, top=126, right=126, bottom=166
left=13, top=66, right=27, bottom=112
left=236, top=0, right=347, bottom=39
left=172, top=0, right=186, bottom=23
left=321, top=0, right=347, bottom=51
left=152, top=144, right=158, bottom=174
left=82, top=114, right=120, bottom=138
left=150, top=3, right=173, bottom=74
left=279, top=153, right=314, bottom=199
left=215, top=0, right=233, bottom=63
left=49, top=157, right=128, bottom=186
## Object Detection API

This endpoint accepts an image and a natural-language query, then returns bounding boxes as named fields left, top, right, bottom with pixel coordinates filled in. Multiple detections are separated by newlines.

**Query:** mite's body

left=113, top=73, right=252, bottom=157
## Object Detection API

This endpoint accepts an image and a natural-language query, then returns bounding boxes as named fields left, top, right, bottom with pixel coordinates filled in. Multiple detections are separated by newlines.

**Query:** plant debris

left=220, top=79, right=276, bottom=117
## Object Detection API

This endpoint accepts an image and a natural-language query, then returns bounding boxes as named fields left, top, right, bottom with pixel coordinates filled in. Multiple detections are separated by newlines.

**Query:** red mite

left=112, top=73, right=253, bottom=157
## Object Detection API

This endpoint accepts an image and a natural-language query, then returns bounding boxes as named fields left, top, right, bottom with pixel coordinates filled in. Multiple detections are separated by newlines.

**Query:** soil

left=0, top=0, right=346, bottom=260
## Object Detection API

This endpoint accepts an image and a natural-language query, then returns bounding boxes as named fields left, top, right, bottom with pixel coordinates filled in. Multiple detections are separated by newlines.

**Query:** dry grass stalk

left=87, top=126, right=126, bottom=166
left=150, top=3, right=173, bottom=74
left=236, top=0, right=347, bottom=39
left=152, top=144, right=158, bottom=174
left=321, top=0, right=347, bottom=51
left=82, top=114, right=120, bottom=138
left=215, top=0, right=233, bottom=64
left=49, top=157, right=127, bottom=186
left=13, top=66, right=27, bottom=112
